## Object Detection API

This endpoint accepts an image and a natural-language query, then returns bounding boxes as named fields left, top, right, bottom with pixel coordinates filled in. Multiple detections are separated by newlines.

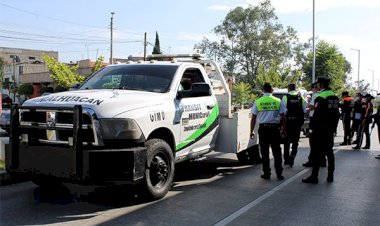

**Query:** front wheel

left=142, top=139, right=175, bottom=200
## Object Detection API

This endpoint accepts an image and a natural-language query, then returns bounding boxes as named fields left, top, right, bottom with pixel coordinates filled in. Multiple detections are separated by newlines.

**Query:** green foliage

left=92, top=56, right=105, bottom=73
left=232, top=82, right=257, bottom=108
left=43, top=54, right=85, bottom=89
left=255, top=60, right=302, bottom=89
left=40, top=86, right=54, bottom=95
left=54, top=86, right=67, bottom=93
left=302, top=40, right=352, bottom=93
left=0, top=57, right=3, bottom=88
left=152, top=31, right=162, bottom=54
left=0, top=160, right=4, bottom=170
left=18, top=83, right=34, bottom=97
left=194, top=0, right=300, bottom=86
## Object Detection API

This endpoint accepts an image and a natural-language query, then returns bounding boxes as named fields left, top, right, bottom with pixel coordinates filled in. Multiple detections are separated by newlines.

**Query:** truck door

left=175, top=67, right=219, bottom=157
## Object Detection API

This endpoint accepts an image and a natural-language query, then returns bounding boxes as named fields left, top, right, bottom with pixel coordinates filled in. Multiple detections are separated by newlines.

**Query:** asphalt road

left=0, top=125, right=379, bottom=226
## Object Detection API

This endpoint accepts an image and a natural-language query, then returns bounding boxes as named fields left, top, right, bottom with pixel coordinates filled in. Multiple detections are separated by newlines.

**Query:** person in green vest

left=302, top=77, right=340, bottom=184
left=250, top=83, right=287, bottom=180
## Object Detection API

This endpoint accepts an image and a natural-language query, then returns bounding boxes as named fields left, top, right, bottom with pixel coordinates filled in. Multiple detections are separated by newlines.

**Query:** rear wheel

left=142, top=139, right=175, bottom=200
left=237, top=145, right=261, bottom=165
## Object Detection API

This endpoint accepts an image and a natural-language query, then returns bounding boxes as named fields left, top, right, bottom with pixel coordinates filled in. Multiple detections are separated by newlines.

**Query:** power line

left=0, top=35, right=142, bottom=45
left=0, top=2, right=108, bottom=29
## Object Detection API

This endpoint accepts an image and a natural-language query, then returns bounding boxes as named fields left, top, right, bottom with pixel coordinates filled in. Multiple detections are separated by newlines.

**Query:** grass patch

left=0, top=160, right=4, bottom=170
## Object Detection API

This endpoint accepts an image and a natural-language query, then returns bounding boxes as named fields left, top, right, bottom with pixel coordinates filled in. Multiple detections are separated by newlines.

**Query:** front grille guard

left=9, top=105, right=102, bottom=175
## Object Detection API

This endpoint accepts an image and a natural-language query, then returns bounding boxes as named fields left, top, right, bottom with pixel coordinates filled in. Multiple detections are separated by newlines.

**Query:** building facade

left=1, top=47, right=58, bottom=98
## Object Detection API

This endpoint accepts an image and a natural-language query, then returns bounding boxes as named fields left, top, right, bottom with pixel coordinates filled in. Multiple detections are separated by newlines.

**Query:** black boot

left=302, top=167, right=319, bottom=184
left=327, top=172, right=334, bottom=182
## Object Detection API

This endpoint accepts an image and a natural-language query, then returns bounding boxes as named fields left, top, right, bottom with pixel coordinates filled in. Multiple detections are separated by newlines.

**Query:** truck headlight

left=100, top=119, right=143, bottom=139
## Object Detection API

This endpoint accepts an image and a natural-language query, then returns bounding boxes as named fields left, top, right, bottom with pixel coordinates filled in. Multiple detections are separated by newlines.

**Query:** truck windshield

left=80, top=64, right=178, bottom=93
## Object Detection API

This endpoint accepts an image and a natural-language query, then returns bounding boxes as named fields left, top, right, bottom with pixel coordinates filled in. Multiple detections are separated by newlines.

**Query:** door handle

left=207, top=104, right=215, bottom=110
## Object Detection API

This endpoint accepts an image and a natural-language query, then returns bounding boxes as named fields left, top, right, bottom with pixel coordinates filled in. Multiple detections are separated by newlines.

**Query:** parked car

left=0, top=108, right=10, bottom=133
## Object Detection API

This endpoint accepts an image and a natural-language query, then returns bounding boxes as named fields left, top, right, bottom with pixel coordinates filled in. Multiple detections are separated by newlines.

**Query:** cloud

left=207, top=5, right=231, bottom=11
left=245, top=0, right=380, bottom=14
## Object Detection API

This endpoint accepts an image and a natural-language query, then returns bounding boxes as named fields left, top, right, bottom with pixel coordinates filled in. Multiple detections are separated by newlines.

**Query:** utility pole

left=312, top=0, right=316, bottom=83
left=144, top=32, right=147, bottom=61
left=351, top=48, right=360, bottom=91
left=110, top=12, right=115, bottom=64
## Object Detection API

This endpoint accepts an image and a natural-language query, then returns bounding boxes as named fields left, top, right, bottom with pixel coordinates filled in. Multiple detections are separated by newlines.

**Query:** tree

left=18, top=83, right=34, bottom=98
left=0, top=57, right=4, bottom=89
left=232, top=81, right=257, bottom=109
left=302, top=40, right=351, bottom=93
left=194, top=0, right=300, bottom=86
left=42, top=54, right=85, bottom=89
left=92, top=56, right=105, bottom=73
left=152, top=31, right=162, bottom=54
left=255, top=60, right=302, bottom=89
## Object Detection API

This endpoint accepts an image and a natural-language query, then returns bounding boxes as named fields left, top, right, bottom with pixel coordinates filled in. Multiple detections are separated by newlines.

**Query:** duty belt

left=259, top=123, right=280, bottom=127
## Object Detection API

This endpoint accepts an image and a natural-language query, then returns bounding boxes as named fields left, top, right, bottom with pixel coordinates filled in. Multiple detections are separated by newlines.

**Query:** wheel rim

left=149, top=150, right=170, bottom=189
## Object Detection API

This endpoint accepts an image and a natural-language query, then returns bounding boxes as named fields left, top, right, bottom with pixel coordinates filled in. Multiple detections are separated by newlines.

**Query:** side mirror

left=69, top=83, right=81, bottom=90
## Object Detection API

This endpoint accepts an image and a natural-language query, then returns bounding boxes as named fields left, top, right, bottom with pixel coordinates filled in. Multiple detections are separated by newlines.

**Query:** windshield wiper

left=118, top=86, right=144, bottom=91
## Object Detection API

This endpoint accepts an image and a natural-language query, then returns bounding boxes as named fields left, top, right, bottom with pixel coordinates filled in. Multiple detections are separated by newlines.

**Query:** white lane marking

left=213, top=169, right=309, bottom=226
left=213, top=149, right=341, bottom=226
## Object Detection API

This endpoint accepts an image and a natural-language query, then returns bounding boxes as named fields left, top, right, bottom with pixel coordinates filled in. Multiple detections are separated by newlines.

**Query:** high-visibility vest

left=317, top=90, right=335, bottom=99
left=255, top=95, right=281, bottom=112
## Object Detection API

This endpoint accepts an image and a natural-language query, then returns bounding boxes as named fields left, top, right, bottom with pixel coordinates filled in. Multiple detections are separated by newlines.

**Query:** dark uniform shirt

left=340, top=96, right=354, bottom=121
left=313, top=89, right=340, bottom=131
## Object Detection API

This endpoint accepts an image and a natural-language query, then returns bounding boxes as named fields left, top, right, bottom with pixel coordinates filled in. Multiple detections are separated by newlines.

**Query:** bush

left=18, top=83, right=34, bottom=97
left=54, top=86, right=67, bottom=93
left=40, top=86, right=54, bottom=95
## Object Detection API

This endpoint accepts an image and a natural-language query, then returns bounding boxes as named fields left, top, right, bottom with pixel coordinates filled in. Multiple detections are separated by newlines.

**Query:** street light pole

left=351, top=48, right=360, bottom=91
left=369, top=69, right=375, bottom=94
left=312, top=0, right=316, bottom=83
left=311, top=0, right=315, bottom=83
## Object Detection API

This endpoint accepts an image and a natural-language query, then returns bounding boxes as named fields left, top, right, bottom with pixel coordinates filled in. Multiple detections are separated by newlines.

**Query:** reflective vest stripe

left=317, top=90, right=335, bottom=99
left=256, top=96, right=281, bottom=111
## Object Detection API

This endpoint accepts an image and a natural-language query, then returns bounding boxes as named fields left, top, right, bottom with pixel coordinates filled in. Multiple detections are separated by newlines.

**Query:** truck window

left=80, top=64, right=178, bottom=93
left=179, top=68, right=205, bottom=91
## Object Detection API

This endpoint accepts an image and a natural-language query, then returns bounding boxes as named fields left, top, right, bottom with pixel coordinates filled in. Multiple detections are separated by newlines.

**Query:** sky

left=1, top=0, right=380, bottom=90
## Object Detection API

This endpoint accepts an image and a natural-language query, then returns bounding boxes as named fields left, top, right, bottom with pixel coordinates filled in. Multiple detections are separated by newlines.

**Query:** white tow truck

left=6, top=54, right=259, bottom=199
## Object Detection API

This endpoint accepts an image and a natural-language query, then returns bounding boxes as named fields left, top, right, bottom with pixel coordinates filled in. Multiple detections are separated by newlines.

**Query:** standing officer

left=351, top=93, right=363, bottom=144
left=340, top=91, right=354, bottom=145
left=250, top=83, right=287, bottom=180
left=303, top=82, right=319, bottom=167
left=353, top=94, right=373, bottom=149
left=282, top=83, right=306, bottom=167
left=372, top=94, right=380, bottom=159
left=302, top=77, right=340, bottom=184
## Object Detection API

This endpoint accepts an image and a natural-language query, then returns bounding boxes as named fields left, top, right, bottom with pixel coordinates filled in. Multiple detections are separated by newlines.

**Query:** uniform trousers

left=351, top=119, right=360, bottom=141
left=283, top=118, right=303, bottom=162
left=258, top=124, right=283, bottom=176
left=342, top=116, right=352, bottom=143
left=356, top=122, right=370, bottom=148
left=310, top=127, right=335, bottom=177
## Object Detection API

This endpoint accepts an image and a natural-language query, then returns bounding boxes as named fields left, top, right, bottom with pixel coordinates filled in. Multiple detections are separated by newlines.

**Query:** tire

left=142, top=139, right=175, bottom=200
left=237, top=145, right=261, bottom=165
left=31, top=175, right=61, bottom=188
